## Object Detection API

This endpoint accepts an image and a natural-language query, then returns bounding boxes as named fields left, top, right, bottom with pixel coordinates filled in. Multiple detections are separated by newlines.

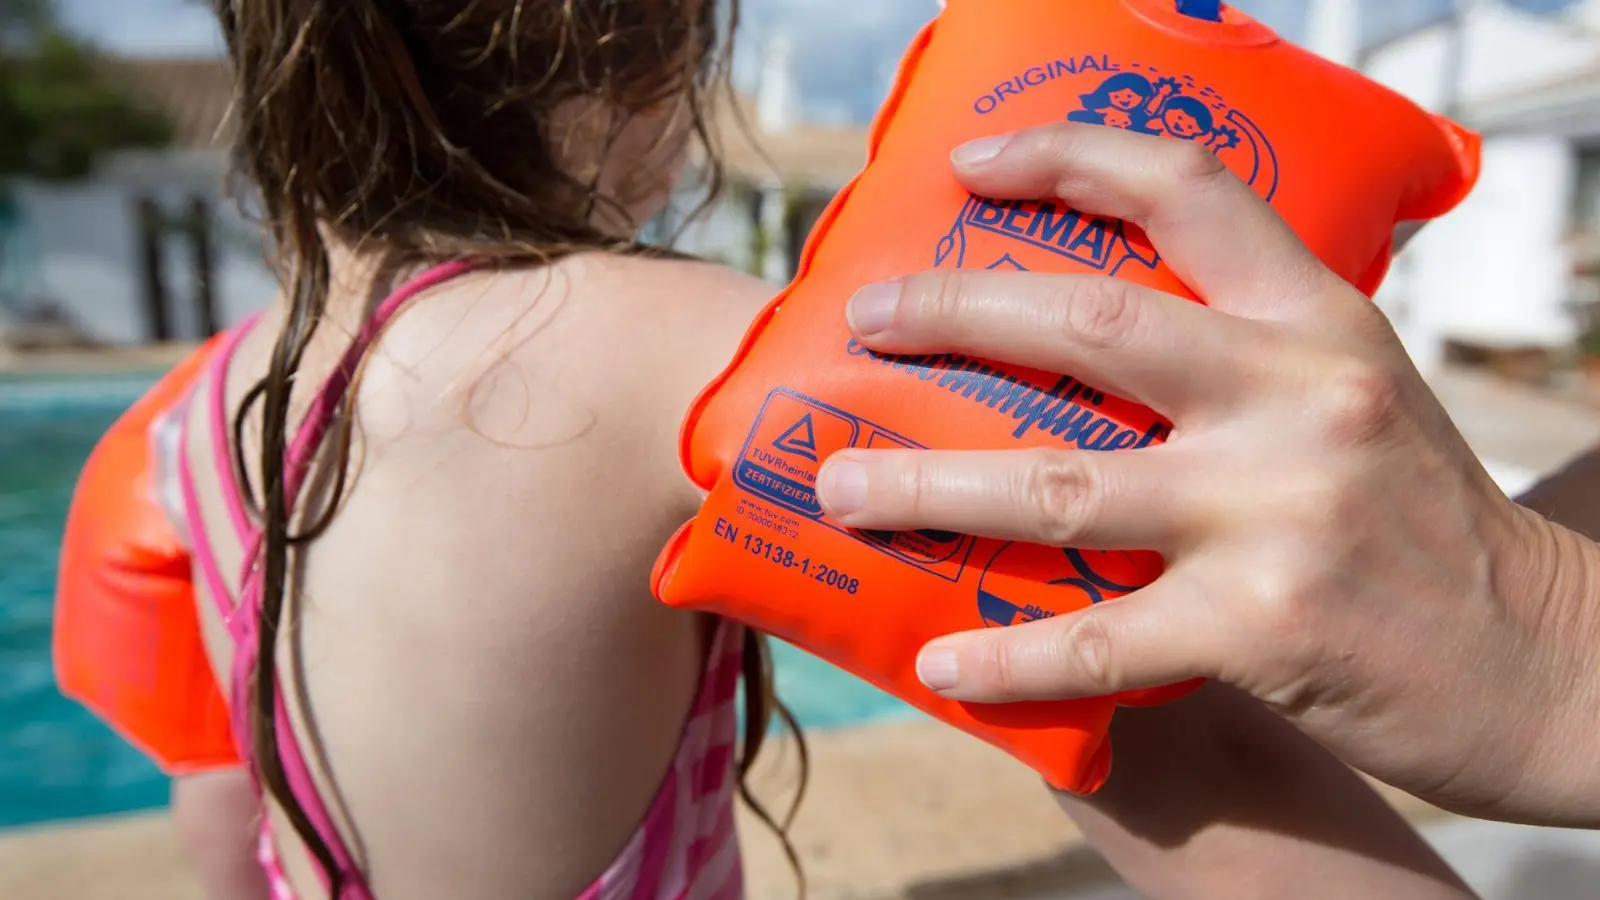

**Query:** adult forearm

left=1497, top=506, right=1600, bottom=827
left=1508, top=448, right=1600, bottom=824
left=1055, top=686, right=1476, bottom=900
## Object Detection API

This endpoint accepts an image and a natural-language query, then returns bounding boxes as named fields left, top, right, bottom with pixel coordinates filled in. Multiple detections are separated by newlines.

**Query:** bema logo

left=937, top=57, right=1280, bottom=274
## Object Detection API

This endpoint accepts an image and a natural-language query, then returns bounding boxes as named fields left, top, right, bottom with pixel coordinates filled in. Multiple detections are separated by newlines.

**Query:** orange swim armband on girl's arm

left=55, top=336, right=241, bottom=774
left=653, top=0, right=1481, bottom=793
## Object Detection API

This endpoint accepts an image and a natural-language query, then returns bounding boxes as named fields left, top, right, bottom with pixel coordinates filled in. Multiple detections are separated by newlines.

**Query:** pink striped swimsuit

left=174, top=262, right=747, bottom=900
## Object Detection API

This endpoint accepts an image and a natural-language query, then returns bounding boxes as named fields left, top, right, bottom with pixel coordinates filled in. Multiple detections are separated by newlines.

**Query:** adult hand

left=814, top=123, right=1600, bottom=827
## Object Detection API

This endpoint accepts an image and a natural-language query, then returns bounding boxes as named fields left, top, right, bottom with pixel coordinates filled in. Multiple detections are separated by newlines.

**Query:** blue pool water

left=0, top=371, right=913, bottom=831
left=0, top=372, right=173, bottom=830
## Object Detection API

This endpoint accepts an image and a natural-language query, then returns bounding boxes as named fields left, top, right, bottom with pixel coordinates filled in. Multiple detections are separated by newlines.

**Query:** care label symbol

left=773, top=413, right=819, bottom=462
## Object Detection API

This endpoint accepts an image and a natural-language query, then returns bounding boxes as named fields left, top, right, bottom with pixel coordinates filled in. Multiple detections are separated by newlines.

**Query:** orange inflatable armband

left=54, top=335, right=241, bottom=774
left=654, top=0, right=1481, bottom=793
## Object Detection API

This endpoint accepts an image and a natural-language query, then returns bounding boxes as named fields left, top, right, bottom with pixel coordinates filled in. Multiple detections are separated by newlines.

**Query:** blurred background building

left=13, top=0, right=1600, bottom=397
left=1330, top=0, right=1600, bottom=378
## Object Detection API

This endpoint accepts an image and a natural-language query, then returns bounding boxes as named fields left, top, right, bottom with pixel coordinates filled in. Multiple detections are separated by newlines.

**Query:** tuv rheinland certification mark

left=732, top=389, right=976, bottom=583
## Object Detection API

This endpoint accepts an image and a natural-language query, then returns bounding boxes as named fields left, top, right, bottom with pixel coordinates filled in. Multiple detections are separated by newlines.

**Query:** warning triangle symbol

left=773, top=413, right=819, bottom=462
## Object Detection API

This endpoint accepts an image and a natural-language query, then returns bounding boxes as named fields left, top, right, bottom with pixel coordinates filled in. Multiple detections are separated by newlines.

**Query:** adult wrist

left=1495, top=506, right=1600, bottom=826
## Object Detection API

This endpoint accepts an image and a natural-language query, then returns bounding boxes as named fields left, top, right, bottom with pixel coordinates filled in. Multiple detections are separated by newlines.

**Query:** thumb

left=915, top=587, right=1220, bottom=703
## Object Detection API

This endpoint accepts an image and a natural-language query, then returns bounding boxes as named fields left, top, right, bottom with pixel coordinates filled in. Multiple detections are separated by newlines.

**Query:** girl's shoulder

left=343, top=251, right=773, bottom=513
left=367, top=253, right=770, bottom=419
left=355, top=253, right=765, bottom=419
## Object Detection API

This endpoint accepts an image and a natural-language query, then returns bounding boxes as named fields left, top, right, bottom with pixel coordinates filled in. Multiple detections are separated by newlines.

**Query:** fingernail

left=818, top=458, right=869, bottom=516
left=848, top=282, right=901, bottom=337
left=917, top=648, right=960, bottom=692
left=951, top=135, right=1010, bottom=168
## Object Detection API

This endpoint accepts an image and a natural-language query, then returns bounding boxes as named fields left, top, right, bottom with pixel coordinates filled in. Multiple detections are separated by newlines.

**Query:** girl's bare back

left=181, top=253, right=770, bottom=898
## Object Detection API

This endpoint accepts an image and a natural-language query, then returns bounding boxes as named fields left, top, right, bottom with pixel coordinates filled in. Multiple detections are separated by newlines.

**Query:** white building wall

left=9, top=149, right=277, bottom=346
left=1409, top=135, right=1577, bottom=350
left=1364, top=4, right=1599, bottom=111
left=665, top=180, right=760, bottom=275
left=1352, top=1, right=1600, bottom=365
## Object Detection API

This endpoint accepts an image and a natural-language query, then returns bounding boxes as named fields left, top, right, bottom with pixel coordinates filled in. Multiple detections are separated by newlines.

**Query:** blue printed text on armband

left=846, top=339, right=1169, bottom=451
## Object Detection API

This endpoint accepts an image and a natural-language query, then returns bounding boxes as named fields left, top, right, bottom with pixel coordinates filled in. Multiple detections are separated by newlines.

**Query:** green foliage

left=747, top=184, right=808, bottom=279
left=750, top=221, right=770, bottom=276
left=1580, top=320, right=1600, bottom=359
left=0, top=9, right=173, bottom=181
left=1572, top=294, right=1600, bottom=359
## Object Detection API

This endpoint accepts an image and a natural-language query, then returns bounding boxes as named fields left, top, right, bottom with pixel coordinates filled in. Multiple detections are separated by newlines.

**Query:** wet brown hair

left=212, top=1, right=806, bottom=895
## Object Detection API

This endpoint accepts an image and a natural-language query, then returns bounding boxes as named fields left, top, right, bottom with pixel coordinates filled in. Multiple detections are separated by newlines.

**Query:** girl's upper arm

left=629, top=259, right=776, bottom=518
left=1056, top=685, right=1476, bottom=900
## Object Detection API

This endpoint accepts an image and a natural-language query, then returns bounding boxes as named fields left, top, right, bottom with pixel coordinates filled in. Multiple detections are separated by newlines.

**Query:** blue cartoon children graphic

left=1067, top=73, right=1240, bottom=150
left=936, top=61, right=1276, bottom=274
left=1067, top=71, right=1164, bottom=132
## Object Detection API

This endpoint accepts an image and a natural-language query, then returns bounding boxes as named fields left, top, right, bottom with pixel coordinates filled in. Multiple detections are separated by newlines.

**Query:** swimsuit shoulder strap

left=178, top=314, right=264, bottom=624
left=280, top=260, right=478, bottom=497
left=238, top=259, right=477, bottom=900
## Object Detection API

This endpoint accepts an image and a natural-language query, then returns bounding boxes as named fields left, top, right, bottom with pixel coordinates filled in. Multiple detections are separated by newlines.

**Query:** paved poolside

left=15, top=717, right=1590, bottom=900
left=1, top=364, right=1596, bottom=898
left=0, top=718, right=1446, bottom=900
left=0, top=343, right=200, bottom=375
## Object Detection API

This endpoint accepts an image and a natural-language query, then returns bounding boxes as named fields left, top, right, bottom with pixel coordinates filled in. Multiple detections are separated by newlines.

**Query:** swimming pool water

left=0, top=372, right=172, bottom=830
left=0, top=372, right=913, bottom=831
left=768, top=642, right=917, bottom=732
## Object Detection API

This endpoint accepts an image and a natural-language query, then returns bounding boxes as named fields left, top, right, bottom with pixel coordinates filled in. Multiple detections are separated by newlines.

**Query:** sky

left=49, top=0, right=1580, bottom=124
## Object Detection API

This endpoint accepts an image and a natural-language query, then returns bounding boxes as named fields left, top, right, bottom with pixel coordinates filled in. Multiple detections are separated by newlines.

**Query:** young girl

left=162, top=2, right=1476, bottom=898
left=175, top=2, right=792, bottom=898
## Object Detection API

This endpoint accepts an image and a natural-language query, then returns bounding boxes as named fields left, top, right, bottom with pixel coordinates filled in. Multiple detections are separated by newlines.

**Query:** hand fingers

left=950, top=123, right=1341, bottom=321
left=914, top=581, right=1224, bottom=702
left=846, top=271, right=1280, bottom=420
left=816, top=447, right=1200, bottom=551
